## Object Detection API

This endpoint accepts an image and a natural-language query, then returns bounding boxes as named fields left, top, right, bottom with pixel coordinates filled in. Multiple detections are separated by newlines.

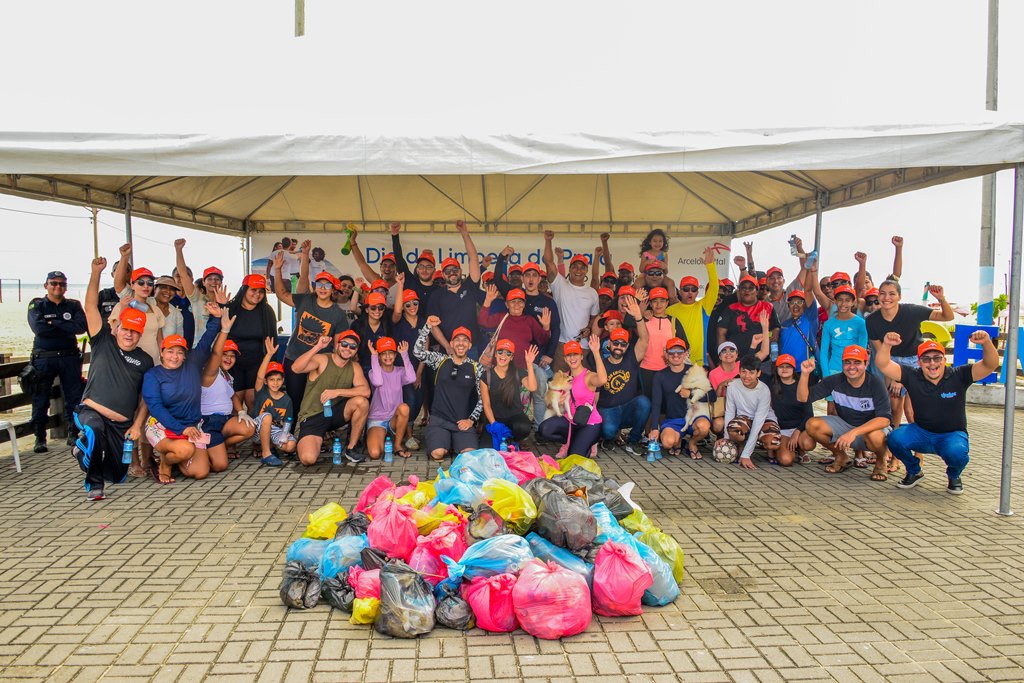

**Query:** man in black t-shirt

left=424, top=221, right=486, bottom=357
left=798, top=345, right=892, bottom=481
left=876, top=331, right=998, bottom=494
left=73, top=257, right=154, bottom=501
left=597, top=324, right=650, bottom=455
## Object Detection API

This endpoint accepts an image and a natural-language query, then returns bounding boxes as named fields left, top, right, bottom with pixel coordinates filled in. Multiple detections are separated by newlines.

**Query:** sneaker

left=33, top=439, right=48, bottom=454
left=343, top=448, right=367, bottom=464
left=622, top=442, right=643, bottom=457
left=947, top=477, right=964, bottom=495
left=261, top=454, right=284, bottom=467
left=404, top=437, right=420, bottom=451
left=86, top=484, right=105, bottom=501
left=66, top=432, right=79, bottom=447
left=896, top=472, right=925, bottom=489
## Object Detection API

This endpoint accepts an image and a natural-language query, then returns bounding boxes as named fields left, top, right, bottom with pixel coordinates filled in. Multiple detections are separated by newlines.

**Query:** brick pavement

left=0, top=405, right=1022, bottom=682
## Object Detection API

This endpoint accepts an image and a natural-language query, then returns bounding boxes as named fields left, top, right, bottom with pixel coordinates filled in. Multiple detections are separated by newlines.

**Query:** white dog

left=677, top=363, right=713, bottom=431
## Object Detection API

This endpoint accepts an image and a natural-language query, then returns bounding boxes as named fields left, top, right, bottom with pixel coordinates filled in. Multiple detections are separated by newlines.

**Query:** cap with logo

left=775, top=353, right=797, bottom=368
left=223, top=340, right=240, bottom=355
left=119, top=308, right=147, bottom=333
left=609, top=328, right=630, bottom=343
left=202, top=266, right=224, bottom=280
left=402, top=289, right=419, bottom=303
left=506, top=288, right=526, bottom=301
left=496, top=338, right=516, bottom=353
left=665, top=337, right=688, bottom=351
left=375, top=337, right=397, bottom=353
left=367, top=292, right=387, bottom=306
left=679, top=276, right=700, bottom=289
left=266, top=361, right=285, bottom=376
left=161, top=334, right=189, bottom=350
left=131, top=267, right=154, bottom=283
left=242, top=274, right=267, bottom=290
left=563, top=340, right=583, bottom=355
left=842, top=345, right=869, bottom=362
left=46, top=271, right=67, bottom=281
left=451, top=326, right=473, bottom=342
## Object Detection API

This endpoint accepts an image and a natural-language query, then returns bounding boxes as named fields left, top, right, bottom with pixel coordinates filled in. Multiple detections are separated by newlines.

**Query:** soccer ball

left=712, top=437, right=739, bottom=463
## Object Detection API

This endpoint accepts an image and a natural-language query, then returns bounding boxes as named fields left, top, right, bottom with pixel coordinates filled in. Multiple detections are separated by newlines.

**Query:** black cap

left=46, top=271, right=67, bottom=281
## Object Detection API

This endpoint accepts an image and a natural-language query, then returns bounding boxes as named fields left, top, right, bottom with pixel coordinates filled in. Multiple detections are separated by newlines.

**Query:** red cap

left=643, top=261, right=664, bottom=272
left=223, top=340, right=240, bottom=355
left=597, top=287, right=615, bottom=298
left=417, top=250, right=436, bottom=265
left=402, top=289, right=419, bottom=303
left=161, top=334, right=189, bottom=351
left=359, top=282, right=372, bottom=292
left=865, top=287, right=880, bottom=298
left=609, top=328, right=630, bottom=343
left=451, top=326, right=472, bottom=342
left=787, top=289, right=806, bottom=300
left=649, top=287, right=669, bottom=300
left=243, top=274, right=267, bottom=290
left=482, top=271, right=495, bottom=282
left=917, top=340, right=946, bottom=358
left=508, top=265, right=523, bottom=274
left=119, top=308, right=146, bottom=334
left=679, top=276, right=699, bottom=288
left=367, top=292, right=387, bottom=306
left=739, top=275, right=758, bottom=287
left=266, top=361, right=285, bottom=375
left=440, top=258, right=460, bottom=271
left=617, top=285, right=636, bottom=298
left=618, top=262, right=634, bottom=273
left=370, top=279, right=389, bottom=291
left=832, top=285, right=856, bottom=300
left=131, top=267, right=154, bottom=283
left=569, top=254, right=590, bottom=268
left=842, top=345, right=869, bottom=362
left=719, top=278, right=735, bottom=287
left=775, top=353, right=796, bottom=368
left=522, top=263, right=542, bottom=274
left=758, top=277, right=767, bottom=286
left=375, top=337, right=397, bottom=353
left=432, top=272, right=445, bottom=281
left=506, top=288, right=526, bottom=301
left=496, top=338, right=516, bottom=353
left=314, top=271, right=337, bottom=287
left=766, top=266, right=784, bottom=278
left=336, top=330, right=360, bottom=344
left=380, top=252, right=397, bottom=264
left=202, top=267, right=224, bottom=280
left=601, top=272, right=617, bottom=282
left=563, top=340, right=583, bottom=356
left=830, top=271, right=851, bottom=284
left=601, top=310, right=624, bottom=324
left=665, top=337, right=688, bottom=351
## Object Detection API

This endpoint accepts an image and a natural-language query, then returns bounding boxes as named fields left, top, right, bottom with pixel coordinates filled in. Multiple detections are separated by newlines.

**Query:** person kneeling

left=722, top=355, right=781, bottom=469
left=649, top=337, right=713, bottom=459
left=797, top=346, right=892, bottom=481
left=197, top=335, right=256, bottom=474
left=292, top=331, right=370, bottom=465
left=249, top=338, right=296, bottom=467
left=537, top=338, right=607, bottom=458
left=366, top=336, right=416, bottom=459
left=481, top=340, right=540, bottom=448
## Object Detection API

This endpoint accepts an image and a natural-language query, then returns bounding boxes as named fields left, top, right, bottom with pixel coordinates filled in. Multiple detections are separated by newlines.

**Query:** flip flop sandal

left=688, top=446, right=703, bottom=460
left=128, top=464, right=147, bottom=478
left=853, top=455, right=869, bottom=468
left=819, top=455, right=836, bottom=465
left=150, top=461, right=175, bottom=485
left=825, top=460, right=852, bottom=474
left=668, top=447, right=682, bottom=457
left=870, top=469, right=888, bottom=482
left=798, top=453, right=812, bottom=464
left=886, top=458, right=901, bottom=474
left=397, top=450, right=412, bottom=459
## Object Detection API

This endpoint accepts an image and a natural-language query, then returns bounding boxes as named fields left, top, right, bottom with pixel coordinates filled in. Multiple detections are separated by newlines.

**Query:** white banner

left=251, top=230, right=731, bottom=287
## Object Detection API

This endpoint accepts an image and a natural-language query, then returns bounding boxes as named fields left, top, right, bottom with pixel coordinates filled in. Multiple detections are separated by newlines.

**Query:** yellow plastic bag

left=302, top=502, right=348, bottom=539
left=412, top=502, right=462, bottom=535
left=620, top=509, right=657, bottom=534
left=350, top=597, right=380, bottom=624
left=637, top=529, right=685, bottom=584
left=558, top=454, right=602, bottom=477
left=397, top=480, right=437, bottom=510
left=482, top=479, right=538, bottom=535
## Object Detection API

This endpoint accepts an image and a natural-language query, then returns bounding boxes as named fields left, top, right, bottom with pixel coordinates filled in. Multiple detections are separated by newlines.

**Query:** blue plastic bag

left=320, top=534, right=368, bottom=579
left=448, top=449, right=517, bottom=488
left=434, top=471, right=484, bottom=507
left=591, top=502, right=631, bottom=545
left=439, top=535, right=534, bottom=590
left=525, top=532, right=593, bottom=588
left=285, top=538, right=328, bottom=569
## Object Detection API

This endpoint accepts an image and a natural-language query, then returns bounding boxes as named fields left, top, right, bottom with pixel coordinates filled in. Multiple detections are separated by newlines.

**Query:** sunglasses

left=720, top=347, right=737, bottom=354
left=610, top=340, right=628, bottom=348
left=842, top=359, right=865, bottom=365
left=47, top=280, right=67, bottom=287
left=666, top=349, right=687, bottom=355
left=404, top=300, right=420, bottom=307
left=738, top=285, right=756, bottom=291
left=758, top=285, right=768, bottom=291
left=338, top=340, right=359, bottom=350
left=646, top=270, right=664, bottom=277
left=920, top=354, right=945, bottom=365
left=495, top=349, right=514, bottom=357
left=681, top=286, right=698, bottom=293
left=720, top=287, right=735, bottom=294
left=368, top=305, right=386, bottom=312
left=134, top=279, right=155, bottom=287
left=314, top=281, right=335, bottom=290
left=865, top=298, right=880, bottom=305
left=443, top=267, right=460, bottom=276
left=204, top=276, right=223, bottom=283
left=831, top=280, right=850, bottom=287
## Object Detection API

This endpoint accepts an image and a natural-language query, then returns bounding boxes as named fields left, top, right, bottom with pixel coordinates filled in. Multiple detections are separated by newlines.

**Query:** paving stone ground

left=1, top=405, right=1023, bottom=683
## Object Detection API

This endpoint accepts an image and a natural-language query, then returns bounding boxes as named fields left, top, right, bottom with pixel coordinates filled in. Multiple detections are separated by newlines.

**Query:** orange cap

left=375, top=337, right=397, bottom=353
left=775, top=353, right=796, bottom=368
left=314, top=271, right=338, bottom=288
left=243, top=274, right=267, bottom=290
left=842, top=345, right=869, bottom=362
left=161, top=334, right=189, bottom=351
left=482, top=271, right=495, bottom=282
left=521, top=263, right=542, bottom=274
left=336, top=330, right=360, bottom=344
left=917, top=340, right=946, bottom=358
left=601, top=310, right=624, bottom=324
left=597, top=287, right=614, bottom=298
left=563, top=340, right=583, bottom=356
left=865, top=287, right=880, bottom=298
left=131, top=267, right=154, bottom=283
left=766, top=266, right=784, bottom=278
left=617, top=285, right=636, bottom=298
left=618, top=261, right=635, bottom=273
left=679, top=276, right=700, bottom=288
left=665, top=337, right=688, bottom=351
left=569, top=254, right=590, bottom=267
left=367, top=292, right=387, bottom=306
left=380, top=252, right=397, bottom=264
left=223, top=340, right=239, bottom=355
left=451, top=326, right=473, bottom=342
left=496, top=338, right=516, bottom=354
left=265, top=361, right=285, bottom=375
left=506, top=288, right=526, bottom=301
left=739, top=275, right=758, bottom=287
left=787, top=289, right=806, bottom=300
left=509, top=265, right=523, bottom=274
left=202, top=266, right=223, bottom=280
left=402, top=289, right=419, bottom=303
left=370, top=279, right=389, bottom=291
left=609, top=328, right=630, bottom=343
left=649, top=287, right=669, bottom=300
left=440, top=258, right=460, bottom=271
left=832, top=285, right=857, bottom=299
left=417, top=250, right=436, bottom=265
left=119, top=308, right=146, bottom=334
left=830, top=271, right=852, bottom=284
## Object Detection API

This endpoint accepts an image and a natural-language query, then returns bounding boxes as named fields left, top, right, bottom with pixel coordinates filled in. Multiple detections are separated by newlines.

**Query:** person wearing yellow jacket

left=666, top=246, right=719, bottom=366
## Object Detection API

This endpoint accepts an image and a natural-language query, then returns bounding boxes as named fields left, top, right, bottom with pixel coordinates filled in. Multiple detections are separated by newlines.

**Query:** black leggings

left=284, top=357, right=308, bottom=414
left=537, top=416, right=601, bottom=457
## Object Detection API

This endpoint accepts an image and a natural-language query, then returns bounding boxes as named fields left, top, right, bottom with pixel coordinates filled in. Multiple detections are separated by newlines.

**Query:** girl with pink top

left=366, top=337, right=416, bottom=459
left=536, top=337, right=607, bottom=458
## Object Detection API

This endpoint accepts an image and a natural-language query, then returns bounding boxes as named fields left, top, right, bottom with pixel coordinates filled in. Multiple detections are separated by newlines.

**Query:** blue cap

left=46, top=271, right=67, bottom=281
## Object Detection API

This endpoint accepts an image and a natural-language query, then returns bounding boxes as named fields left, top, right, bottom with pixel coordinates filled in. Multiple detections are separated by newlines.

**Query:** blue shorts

left=201, top=413, right=230, bottom=448
left=660, top=416, right=709, bottom=435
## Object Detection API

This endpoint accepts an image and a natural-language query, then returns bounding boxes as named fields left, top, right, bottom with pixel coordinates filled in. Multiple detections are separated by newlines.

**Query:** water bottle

left=770, top=341, right=779, bottom=362
left=922, top=281, right=931, bottom=303
left=788, top=235, right=798, bottom=256
left=323, top=399, right=333, bottom=418
left=281, top=417, right=293, bottom=438
left=384, top=436, right=393, bottom=463
left=647, top=440, right=657, bottom=463
left=804, top=250, right=818, bottom=270
left=499, top=438, right=507, bottom=452
left=121, top=437, right=134, bottom=464
left=655, top=440, right=663, bottom=460
left=332, top=437, right=342, bottom=465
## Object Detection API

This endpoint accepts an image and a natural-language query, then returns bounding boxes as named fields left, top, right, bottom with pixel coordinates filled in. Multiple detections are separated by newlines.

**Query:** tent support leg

left=124, top=192, right=133, bottom=247
left=813, top=191, right=825, bottom=252
left=998, top=162, right=1024, bottom=517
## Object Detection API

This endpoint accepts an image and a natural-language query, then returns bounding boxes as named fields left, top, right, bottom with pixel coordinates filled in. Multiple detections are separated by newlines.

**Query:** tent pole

left=998, top=161, right=1023, bottom=517
left=91, top=207, right=99, bottom=258
left=978, top=0, right=999, bottom=325
left=124, top=192, right=133, bottom=247
left=813, top=191, right=825, bottom=251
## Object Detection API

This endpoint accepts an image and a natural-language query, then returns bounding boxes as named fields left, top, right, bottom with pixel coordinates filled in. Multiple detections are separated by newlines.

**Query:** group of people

left=27, top=223, right=998, bottom=500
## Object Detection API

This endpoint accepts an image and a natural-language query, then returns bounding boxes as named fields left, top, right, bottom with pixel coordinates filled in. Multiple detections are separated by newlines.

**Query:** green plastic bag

left=303, top=502, right=348, bottom=539
left=482, top=479, right=538, bottom=535
left=636, top=529, right=685, bottom=584
left=620, top=509, right=657, bottom=534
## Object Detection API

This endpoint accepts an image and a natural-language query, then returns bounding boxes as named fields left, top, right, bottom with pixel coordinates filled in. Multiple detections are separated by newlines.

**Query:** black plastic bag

left=464, top=503, right=506, bottom=546
left=521, top=478, right=565, bottom=507
left=603, top=490, right=634, bottom=520
left=375, top=563, right=436, bottom=638
left=435, top=583, right=476, bottom=630
left=279, top=560, right=322, bottom=609
left=550, top=466, right=605, bottom=500
left=361, top=547, right=389, bottom=571
left=321, top=568, right=355, bottom=611
left=534, top=490, right=597, bottom=551
left=575, top=544, right=601, bottom=565
left=334, top=511, right=370, bottom=539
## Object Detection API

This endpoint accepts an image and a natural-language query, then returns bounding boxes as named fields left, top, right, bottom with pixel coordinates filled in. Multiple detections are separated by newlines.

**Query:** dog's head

left=548, top=370, right=572, bottom=391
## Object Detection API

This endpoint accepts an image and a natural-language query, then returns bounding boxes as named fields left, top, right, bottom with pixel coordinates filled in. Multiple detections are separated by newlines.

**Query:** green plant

left=970, top=294, right=1008, bottom=319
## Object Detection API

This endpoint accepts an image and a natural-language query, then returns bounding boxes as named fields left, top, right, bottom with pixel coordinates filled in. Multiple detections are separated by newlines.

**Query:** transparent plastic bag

left=348, top=565, right=381, bottom=599
left=279, top=560, right=322, bottom=609
left=534, top=491, right=597, bottom=551
left=591, top=541, right=652, bottom=617
left=412, top=503, right=464, bottom=535
left=355, top=475, right=395, bottom=513
left=302, top=502, right=348, bottom=539
left=464, top=503, right=506, bottom=545
left=441, top=534, right=534, bottom=583
left=500, top=450, right=545, bottom=484
left=434, top=583, right=475, bottom=630
left=350, top=597, right=380, bottom=624
left=366, top=500, right=418, bottom=561
left=321, top=569, right=355, bottom=611
left=320, top=534, right=368, bottom=579
left=557, top=454, right=602, bottom=477
left=375, top=563, right=436, bottom=638
left=334, top=511, right=370, bottom=539
left=285, top=537, right=328, bottom=569
left=636, top=529, right=685, bottom=585
left=525, top=532, right=593, bottom=588
left=449, top=448, right=518, bottom=488
left=512, top=560, right=591, bottom=639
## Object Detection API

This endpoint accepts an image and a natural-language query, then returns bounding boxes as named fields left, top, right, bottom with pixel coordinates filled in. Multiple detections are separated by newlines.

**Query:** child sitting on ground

left=250, top=339, right=296, bottom=466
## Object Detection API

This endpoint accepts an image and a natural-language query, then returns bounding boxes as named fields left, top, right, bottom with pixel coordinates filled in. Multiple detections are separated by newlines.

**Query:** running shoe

left=947, top=477, right=964, bottom=495
left=896, top=472, right=925, bottom=489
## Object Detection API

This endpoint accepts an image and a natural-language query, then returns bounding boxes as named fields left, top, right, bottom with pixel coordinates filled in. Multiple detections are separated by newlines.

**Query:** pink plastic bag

left=409, top=539, right=448, bottom=586
left=428, top=520, right=468, bottom=563
left=462, top=573, right=519, bottom=632
left=501, top=450, right=545, bottom=484
left=391, top=475, right=421, bottom=500
left=513, top=560, right=592, bottom=639
left=355, top=475, right=395, bottom=513
left=366, top=500, right=418, bottom=561
left=347, top=565, right=381, bottom=599
left=592, top=541, right=653, bottom=617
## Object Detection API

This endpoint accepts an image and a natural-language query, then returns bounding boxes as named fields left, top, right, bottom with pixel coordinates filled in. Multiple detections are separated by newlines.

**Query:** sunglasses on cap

left=368, top=305, right=386, bottom=312
left=338, top=340, right=359, bottom=350
left=681, top=286, right=698, bottom=293
left=134, top=278, right=155, bottom=287
left=47, top=280, right=67, bottom=287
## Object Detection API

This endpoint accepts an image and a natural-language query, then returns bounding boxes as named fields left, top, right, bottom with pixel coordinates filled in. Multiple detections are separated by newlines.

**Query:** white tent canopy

left=1, top=119, right=1021, bottom=238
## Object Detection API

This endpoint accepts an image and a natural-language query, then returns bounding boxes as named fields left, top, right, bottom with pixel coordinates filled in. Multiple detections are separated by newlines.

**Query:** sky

left=0, top=1, right=1022, bottom=309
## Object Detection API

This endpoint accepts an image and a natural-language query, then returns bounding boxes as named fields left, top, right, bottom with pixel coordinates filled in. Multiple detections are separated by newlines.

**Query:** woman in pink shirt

left=366, top=337, right=416, bottom=459
left=640, top=287, right=687, bottom=401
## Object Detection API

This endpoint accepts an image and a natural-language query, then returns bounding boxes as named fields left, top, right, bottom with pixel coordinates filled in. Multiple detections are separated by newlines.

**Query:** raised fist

left=174, top=239, right=186, bottom=250
left=883, top=332, right=902, bottom=347
left=892, top=235, right=904, bottom=248
left=969, top=330, right=992, bottom=345
left=426, top=315, right=441, bottom=328
left=91, top=257, right=107, bottom=273
left=390, top=222, right=401, bottom=235
left=800, top=357, right=816, bottom=374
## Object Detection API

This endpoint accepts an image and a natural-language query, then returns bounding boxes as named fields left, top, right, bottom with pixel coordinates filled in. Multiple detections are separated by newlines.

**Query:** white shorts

left=251, top=413, right=296, bottom=448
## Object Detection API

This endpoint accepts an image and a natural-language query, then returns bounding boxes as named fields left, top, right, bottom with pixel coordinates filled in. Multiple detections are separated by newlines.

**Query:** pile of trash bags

left=279, top=448, right=685, bottom=639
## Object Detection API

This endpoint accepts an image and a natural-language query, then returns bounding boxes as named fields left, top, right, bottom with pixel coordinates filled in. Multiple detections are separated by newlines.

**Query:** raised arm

left=296, top=240, right=311, bottom=295
left=493, top=248, right=513, bottom=297
left=586, top=335, right=608, bottom=389
left=456, top=221, right=481, bottom=283
left=174, top=239, right=196, bottom=298
left=85, top=257, right=106, bottom=337
left=874, top=332, right=904, bottom=382
left=808, top=265, right=830, bottom=309
left=970, top=330, right=1000, bottom=381
left=292, top=335, right=331, bottom=374
left=928, top=284, right=954, bottom=321
left=700, top=246, right=720, bottom=313
left=590, top=244, right=604, bottom=292
left=753, top=310, right=771, bottom=361
left=542, top=231, right=557, bottom=283
left=743, top=241, right=755, bottom=276
left=272, top=251, right=295, bottom=308
left=523, top=346, right=539, bottom=393
left=415, top=317, right=448, bottom=370
left=854, top=251, right=868, bottom=296
left=202, top=311, right=235, bottom=386
left=891, top=235, right=903, bottom=279
left=796, top=358, right=815, bottom=402
left=349, top=232, right=382, bottom=283
left=390, top=223, right=412, bottom=279
left=253, top=337, right=279, bottom=393
left=113, top=243, right=132, bottom=293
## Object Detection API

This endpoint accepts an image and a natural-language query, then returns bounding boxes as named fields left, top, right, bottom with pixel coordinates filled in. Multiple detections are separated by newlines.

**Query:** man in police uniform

left=27, top=271, right=87, bottom=452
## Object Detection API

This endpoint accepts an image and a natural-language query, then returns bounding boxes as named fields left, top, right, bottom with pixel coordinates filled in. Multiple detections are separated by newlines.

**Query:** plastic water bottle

left=384, top=436, right=393, bottom=463
left=332, top=437, right=342, bottom=465
left=788, top=235, right=798, bottom=256
left=804, top=250, right=818, bottom=270
left=121, top=438, right=134, bottom=464
left=499, top=438, right=507, bottom=451
left=655, top=440, right=663, bottom=460
left=281, top=417, right=293, bottom=439
left=323, top=399, right=333, bottom=418
left=770, top=341, right=779, bottom=362
left=647, top=440, right=657, bottom=463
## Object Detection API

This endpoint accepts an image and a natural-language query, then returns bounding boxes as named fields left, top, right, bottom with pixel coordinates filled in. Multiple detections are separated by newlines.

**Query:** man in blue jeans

left=875, top=330, right=999, bottom=494
left=593, top=295, right=650, bottom=455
